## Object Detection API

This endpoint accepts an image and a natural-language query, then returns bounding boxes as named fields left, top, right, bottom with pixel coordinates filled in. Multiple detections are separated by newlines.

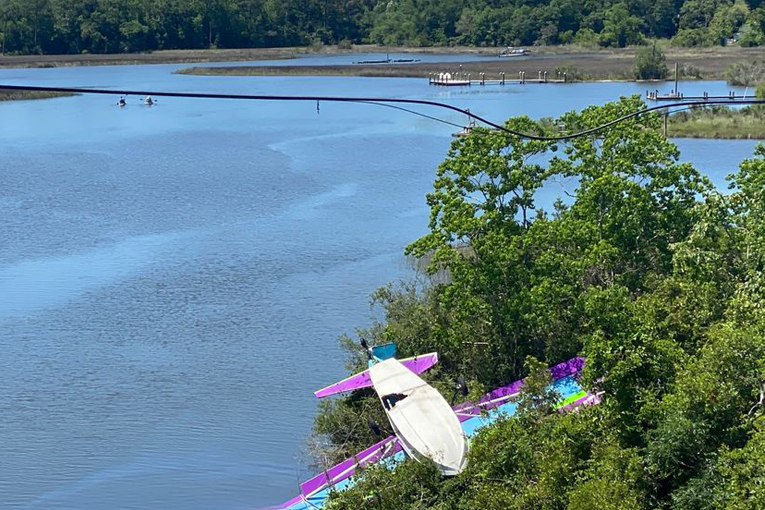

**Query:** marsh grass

left=668, top=106, right=765, bottom=139
left=0, top=90, right=74, bottom=101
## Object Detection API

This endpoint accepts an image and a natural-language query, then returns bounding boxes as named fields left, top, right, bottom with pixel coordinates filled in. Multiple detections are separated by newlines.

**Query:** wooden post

left=563, top=72, right=567, bottom=83
left=674, top=62, right=679, bottom=96
left=501, top=72, right=505, bottom=85
left=543, top=71, right=548, bottom=83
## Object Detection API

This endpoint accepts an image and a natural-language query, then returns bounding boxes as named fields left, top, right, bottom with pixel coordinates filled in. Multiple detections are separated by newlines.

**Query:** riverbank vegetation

left=311, top=96, right=765, bottom=508
left=668, top=105, right=765, bottom=138
left=664, top=81, right=765, bottom=139
left=176, top=45, right=760, bottom=83
left=2, top=0, right=765, bottom=56
left=0, top=89, right=72, bottom=101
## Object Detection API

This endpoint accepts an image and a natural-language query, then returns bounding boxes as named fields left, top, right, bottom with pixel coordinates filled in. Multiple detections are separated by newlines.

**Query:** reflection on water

left=0, top=59, right=758, bottom=509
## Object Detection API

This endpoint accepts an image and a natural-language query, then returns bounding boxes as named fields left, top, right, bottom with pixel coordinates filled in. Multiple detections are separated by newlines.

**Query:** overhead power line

left=0, top=83, right=761, bottom=141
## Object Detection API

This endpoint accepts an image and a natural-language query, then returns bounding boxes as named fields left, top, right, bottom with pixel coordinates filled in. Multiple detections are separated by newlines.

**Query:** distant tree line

left=2, top=0, right=765, bottom=55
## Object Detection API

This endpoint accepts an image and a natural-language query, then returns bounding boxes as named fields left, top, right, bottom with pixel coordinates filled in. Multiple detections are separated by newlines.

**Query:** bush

left=757, top=82, right=765, bottom=99
left=574, top=28, right=600, bottom=49
left=671, top=28, right=713, bottom=47
left=558, top=30, right=575, bottom=45
left=679, top=63, right=703, bottom=79
left=725, top=60, right=765, bottom=85
left=555, top=65, right=591, bottom=82
left=634, top=44, right=669, bottom=79
left=336, top=39, right=352, bottom=50
left=310, top=37, right=324, bottom=52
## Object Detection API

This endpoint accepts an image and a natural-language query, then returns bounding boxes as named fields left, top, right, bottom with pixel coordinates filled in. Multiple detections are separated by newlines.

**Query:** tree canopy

left=1, top=0, right=764, bottom=55
left=312, top=97, right=765, bottom=508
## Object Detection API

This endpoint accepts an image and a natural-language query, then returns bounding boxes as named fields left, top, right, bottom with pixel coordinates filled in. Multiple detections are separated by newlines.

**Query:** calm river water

left=0, top=54, right=760, bottom=509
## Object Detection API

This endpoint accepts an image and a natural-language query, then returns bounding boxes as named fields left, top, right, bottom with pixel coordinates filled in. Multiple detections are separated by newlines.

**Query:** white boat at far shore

left=499, top=47, right=529, bottom=57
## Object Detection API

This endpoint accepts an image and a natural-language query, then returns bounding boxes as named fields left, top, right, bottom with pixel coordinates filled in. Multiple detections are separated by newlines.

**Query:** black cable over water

left=357, top=100, right=466, bottom=129
left=1, top=83, right=762, bottom=141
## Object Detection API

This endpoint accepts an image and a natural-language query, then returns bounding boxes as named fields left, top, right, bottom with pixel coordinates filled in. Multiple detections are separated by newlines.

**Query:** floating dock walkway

left=644, top=62, right=755, bottom=102
left=646, top=90, right=756, bottom=102
left=429, top=70, right=567, bottom=87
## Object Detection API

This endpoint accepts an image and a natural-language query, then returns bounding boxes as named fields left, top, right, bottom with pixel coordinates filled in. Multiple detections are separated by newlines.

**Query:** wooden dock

left=646, top=90, right=756, bottom=102
left=429, top=70, right=567, bottom=87
left=644, top=63, right=756, bottom=102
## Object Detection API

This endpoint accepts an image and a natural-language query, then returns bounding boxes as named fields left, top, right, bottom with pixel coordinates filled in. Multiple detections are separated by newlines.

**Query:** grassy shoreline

left=175, top=46, right=765, bottom=82
left=0, top=46, right=306, bottom=68
left=667, top=106, right=765, bottom=139
left=0, top=44, right=764, bottom=78
left=0, top=90, right=74, bottom=101
left=0, top=44, right=532, bottom=69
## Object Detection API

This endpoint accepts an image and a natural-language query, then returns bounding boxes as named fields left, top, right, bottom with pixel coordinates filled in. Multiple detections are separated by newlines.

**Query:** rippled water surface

left=0, top=56, right=759, bottom=509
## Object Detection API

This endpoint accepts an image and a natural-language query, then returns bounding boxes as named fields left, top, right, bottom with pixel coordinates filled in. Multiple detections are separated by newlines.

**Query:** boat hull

left=369, top=358, right=467, bottom=475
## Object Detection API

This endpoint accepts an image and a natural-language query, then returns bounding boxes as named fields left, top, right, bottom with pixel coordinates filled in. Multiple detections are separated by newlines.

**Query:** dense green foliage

left=725, top=60, right=765, bottom=85
left=2, top=0, right=765, bottom=55
left=312, top=97, right=765, bottom=508
left=634, top=44, right=668, bottom=79
left=668, top=105, right=765, bottom=139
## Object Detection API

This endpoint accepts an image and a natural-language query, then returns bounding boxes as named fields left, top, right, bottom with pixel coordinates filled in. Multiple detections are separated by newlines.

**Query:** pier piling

left=428, top=69, right=566, bottom=86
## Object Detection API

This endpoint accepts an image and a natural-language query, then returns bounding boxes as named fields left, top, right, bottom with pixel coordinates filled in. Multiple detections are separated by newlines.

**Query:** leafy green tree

left=712, top=417, right=765, bottom=508
left=634, top=43, right=669, bottom=79
left=725, top=60, right=765, bottom=85
left=406, top=118, right=561, bottom=384
left=709, top=2, right=749, bottom=44
left=599, top=3, right=644, bottom=47
left=314, top=99, right=765, bottom=510
left=739, top=7, right=765, bottom=45
left=647, top=0, right=682, bottom=38
left=679, top=0, right=729, bottom=29
left=567, top=444, right=646, bottom=509
left=516, top=356, right=561, bottom=419
left=0, top=0, right=748, bottom=54
left=671, top=27, right=714, bottom=46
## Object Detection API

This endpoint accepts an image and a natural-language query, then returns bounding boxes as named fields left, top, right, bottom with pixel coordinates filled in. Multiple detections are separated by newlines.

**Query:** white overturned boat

left=314, top=342, right=468, bottom=475
left=370, top=357, right=467, bottom=475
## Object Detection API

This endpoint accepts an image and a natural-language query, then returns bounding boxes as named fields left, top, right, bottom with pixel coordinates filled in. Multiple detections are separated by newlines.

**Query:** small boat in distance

left=452, top=122, right=476, bottom=138
left=453, top=110, right=477, bottom=137
left=499, top=47, right=529, bottom=57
